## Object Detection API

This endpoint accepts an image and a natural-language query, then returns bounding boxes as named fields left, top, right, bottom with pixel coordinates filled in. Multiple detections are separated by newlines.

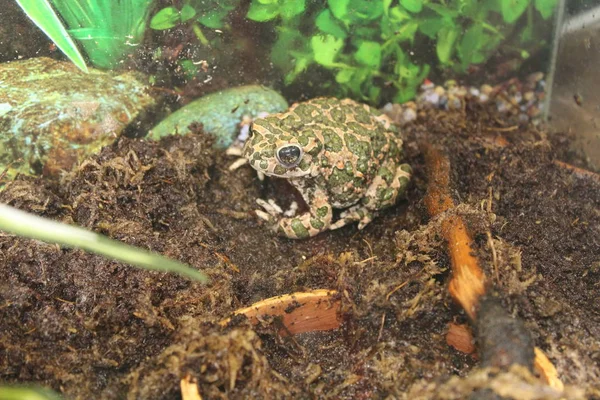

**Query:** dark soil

left=0, top=98, right=598, bottom=399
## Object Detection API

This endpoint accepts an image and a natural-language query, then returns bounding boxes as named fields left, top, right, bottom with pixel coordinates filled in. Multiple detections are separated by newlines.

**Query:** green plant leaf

left=458, top=23, right=483, bottom=66
left=388, top=5, right=412, bottom=22
left=425, top=3, right=458, bottom=18
left=501, top=0, right=530, bottom=23
left=335, top=69, right=354, bottom=83
left=48, top=0, right=154, bottom=69
left=383, top=0, right=394, bottom=13
left=368, top=85, right=381, bottom=103
left=316, top=9, right=347, bottom=38
left=393, top=85, right=417, bottom=103
left=400, top=0, right=423, bottom=13
left=397, top=57, right=423, bottom=80
left=281, top=0, right=306, bottom=19
left=180, top=4, right=197, bottom=22
left=354, top=41, right=382, bottom=68
left=0, top=385, right=63, bottom=400
left=247, top=2, right=280, bottom=21
left=520, top=21, right=533, bottom=42
left=395, top=19, right=419, bottom=43
left=0, top=204, right=209, bottom=283
left=179, top=59, right=199, bottom=80
left=344, top=68, right=370, bottom=97
left=534, top=0, right=557, bottom=19
left=418, top=17, right=448, bottom=38
left=328, top=0, right=351, bottom=21
left=271, top=29, right=305, bottom=68
left=353, top=0, right=385, bottom=20
left=150, top=6, right=180, bottom=29
left=15, top=0, right=88, bottom=73
left=284, top=54, right=311, bottom=84
left=311, top=34, right=344, bottom=66
left=197, top=8, right=230, bottom=28
left=436, top=25, right=460, bottom=64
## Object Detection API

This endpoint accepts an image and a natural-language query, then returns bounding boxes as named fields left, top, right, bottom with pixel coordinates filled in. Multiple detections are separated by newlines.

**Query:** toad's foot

left=227, top=146, right=265, bottom=180
left=228, top=156, right=248, bottom=171
left=257, top=187, right=333, bottom=239
left=274, top=203, right=333, bottom=239
left=329, top=206, right=375, bottom=230
left=330, top=162, right=412, bottom=231
left=255, top=199, right=298, bottom=223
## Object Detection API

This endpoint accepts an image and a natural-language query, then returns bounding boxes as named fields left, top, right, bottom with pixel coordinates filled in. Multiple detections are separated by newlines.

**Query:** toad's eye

left=276, top=144, right=303, bottom=168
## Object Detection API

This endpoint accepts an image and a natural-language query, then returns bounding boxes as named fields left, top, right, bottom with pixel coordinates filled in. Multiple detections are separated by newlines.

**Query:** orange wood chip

left=534, top=347, right=564, bottom=392
left=181, top=374, right=202, bottom=400
left=220, top=289, right=341, bottom=336
left=447, top=322, right=476, bottom=354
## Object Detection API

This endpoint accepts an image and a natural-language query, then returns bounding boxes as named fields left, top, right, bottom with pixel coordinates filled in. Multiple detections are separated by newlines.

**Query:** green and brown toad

left=242, top=97, right=411, bottom=239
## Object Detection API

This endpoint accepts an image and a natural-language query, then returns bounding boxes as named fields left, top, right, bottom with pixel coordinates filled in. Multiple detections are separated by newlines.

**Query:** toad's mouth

left=249, top=159, right=312, bottom=178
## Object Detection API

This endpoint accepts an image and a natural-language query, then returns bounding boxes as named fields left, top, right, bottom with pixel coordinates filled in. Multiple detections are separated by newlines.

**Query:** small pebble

left=382, top=73, right=545, bottom=127
left=481, top=84, right=494, bottom=95
left=421, top=81, right=434, bottom=91
left=402, top=107, right=417, bottom=123
left=423, top=91, right=440, bottom=105
left=496, top=99, right=509, bottom=113
left=524, top=91, right=535, bottom=102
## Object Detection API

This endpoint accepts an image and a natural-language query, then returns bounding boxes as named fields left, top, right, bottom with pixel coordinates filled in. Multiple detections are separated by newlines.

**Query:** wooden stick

left=220, top=289, right=341, bottom=336
left=424, top=145, right=486, bottom=319
left=423, top=144, right=563, bottom=391
left=553, top=160, right=600, bottom=183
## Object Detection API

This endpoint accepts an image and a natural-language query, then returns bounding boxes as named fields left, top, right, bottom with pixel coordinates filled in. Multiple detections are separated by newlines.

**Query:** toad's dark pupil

left=277, top=145, right=302, bottom=168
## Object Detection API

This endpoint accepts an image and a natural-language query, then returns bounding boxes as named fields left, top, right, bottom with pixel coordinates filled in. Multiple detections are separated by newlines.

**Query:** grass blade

left=0, top=385, right=62, bottom=400
left=0, top=204, right=208, bottom=283
left=14, top=0, right=89, bottom=73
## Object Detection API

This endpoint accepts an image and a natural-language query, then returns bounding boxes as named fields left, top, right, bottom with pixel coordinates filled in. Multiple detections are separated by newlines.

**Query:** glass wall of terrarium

left=2, top=1, right=600, bottom=400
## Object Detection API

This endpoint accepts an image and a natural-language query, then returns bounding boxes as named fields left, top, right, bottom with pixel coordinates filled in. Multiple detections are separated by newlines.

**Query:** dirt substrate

left=0, top=99, right=598, bottom=399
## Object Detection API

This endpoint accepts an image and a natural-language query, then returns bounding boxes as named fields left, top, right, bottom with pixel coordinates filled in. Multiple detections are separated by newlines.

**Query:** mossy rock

left=0, top=57, right=155, bottom=178
left=148, top=85, right=288, bottom=149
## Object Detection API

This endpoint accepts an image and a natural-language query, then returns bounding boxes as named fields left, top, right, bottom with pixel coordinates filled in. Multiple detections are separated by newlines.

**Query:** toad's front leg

left=256, top=185, right=333, bottom=239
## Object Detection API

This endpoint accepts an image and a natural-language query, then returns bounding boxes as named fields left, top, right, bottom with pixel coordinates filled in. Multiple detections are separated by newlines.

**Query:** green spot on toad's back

left=316, top=206, right=329, bottom=218
left=291, top=219, right=310, bottom=238
left=310, top=218, right=325, bottom=229
left=330, top=107, right=346, bottom=123
left=148, top=85, right=288, bottom=148
left=322, top=129, right=343, bottom=152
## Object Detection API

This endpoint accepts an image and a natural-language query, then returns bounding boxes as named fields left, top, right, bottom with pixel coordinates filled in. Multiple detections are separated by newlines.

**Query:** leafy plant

left=150, top=0, right=559, bottom=104
left=15, top=0, right=88, bottom=72
left=50, top=0, right=154, bottom=69
left=0, top=204, right=208, bottom=282
left=16, top=0, right=155, bottom=70
left=151, top=0, right=239, bottom=30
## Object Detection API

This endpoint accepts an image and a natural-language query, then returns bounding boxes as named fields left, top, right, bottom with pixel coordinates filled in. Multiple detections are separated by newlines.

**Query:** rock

left=147, top=85, right=288, bottom=149
left=0, top=57, right=155, bottom=178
